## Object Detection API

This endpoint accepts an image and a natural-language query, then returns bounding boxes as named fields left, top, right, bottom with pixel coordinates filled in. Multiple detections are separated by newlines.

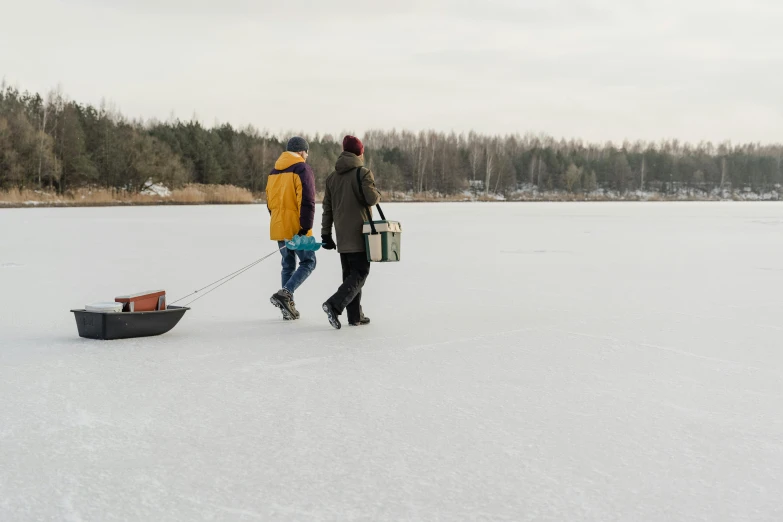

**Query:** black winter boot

left=322, top=302, right=341, bottom=329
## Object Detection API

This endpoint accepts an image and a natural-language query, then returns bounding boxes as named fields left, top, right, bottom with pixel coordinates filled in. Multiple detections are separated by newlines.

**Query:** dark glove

left=321, top=234, right=336, bottom=250
left=297, top=228, right=308, bottom=236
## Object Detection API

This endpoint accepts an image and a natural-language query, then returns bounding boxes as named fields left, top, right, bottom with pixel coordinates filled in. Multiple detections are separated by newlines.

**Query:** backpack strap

left=356, top=167, right=385, bottom=235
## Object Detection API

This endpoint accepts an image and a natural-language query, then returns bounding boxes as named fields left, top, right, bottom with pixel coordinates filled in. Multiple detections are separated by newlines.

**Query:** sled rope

left=170, top=246, right=285, bottom=307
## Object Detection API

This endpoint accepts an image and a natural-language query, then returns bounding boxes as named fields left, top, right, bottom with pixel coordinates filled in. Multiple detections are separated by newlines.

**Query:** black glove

left=297, top=228, right=308, bottom=236
left=321, top=234, right=336, bottom=250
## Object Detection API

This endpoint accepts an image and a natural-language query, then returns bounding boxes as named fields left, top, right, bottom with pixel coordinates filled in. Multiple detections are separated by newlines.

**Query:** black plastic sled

left=71, top=306, right=189, bottom=340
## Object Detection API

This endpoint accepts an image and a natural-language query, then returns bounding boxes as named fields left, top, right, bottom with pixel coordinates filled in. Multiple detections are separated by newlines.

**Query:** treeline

left=2, top=83, right=782, bottom=197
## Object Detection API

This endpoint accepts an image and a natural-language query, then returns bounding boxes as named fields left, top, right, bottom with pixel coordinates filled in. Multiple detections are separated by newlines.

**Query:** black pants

left=327, top=252, right=371, bottom=323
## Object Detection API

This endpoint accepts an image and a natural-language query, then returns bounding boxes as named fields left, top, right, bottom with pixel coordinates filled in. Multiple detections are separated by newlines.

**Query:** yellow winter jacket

left=265, top=152, right=316, bottom=241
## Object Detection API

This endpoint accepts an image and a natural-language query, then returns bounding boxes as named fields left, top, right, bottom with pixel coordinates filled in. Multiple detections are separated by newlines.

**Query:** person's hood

left=334, top=151, right=363, bottom=174
left=274, top=151, right=305, bottom=171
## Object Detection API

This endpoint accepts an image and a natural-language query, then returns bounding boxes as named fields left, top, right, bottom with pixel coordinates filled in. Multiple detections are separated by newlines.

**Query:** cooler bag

left=363, top=218, right=402, bottom=262
left=357, top=168, right=402, bottom=263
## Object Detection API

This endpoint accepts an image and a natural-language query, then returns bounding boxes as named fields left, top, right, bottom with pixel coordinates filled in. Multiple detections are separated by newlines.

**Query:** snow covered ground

left=1, top=203, right=783, bottom=521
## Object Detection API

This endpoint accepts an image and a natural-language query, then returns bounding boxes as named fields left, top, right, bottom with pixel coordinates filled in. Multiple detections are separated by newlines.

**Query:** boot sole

left=322, top=303, right=341, bottom=330
left=270, top=296, right=297, bottom=320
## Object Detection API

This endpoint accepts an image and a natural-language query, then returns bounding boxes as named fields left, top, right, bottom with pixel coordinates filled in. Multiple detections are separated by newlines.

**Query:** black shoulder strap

left=356, top=167, right=385, bottom=235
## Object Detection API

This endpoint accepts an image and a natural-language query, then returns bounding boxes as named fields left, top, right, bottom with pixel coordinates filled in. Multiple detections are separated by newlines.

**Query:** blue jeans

left=278, top=241, right=316, bottom=294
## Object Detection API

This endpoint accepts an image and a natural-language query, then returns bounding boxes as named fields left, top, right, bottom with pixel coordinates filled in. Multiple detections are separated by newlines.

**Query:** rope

left=170, top=246, right=285, bottom=307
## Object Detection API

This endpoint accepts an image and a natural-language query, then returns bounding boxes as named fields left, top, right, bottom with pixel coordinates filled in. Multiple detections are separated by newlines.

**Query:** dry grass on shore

left=0, top=185, right=256, bottom=207
left=2, top=185, right=767, bottom=207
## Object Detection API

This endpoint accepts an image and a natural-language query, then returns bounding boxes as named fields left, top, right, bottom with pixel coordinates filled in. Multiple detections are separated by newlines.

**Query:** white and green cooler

left=355, top=166, right=402, bottom=263
left=362, top=220, right=402, bottom=262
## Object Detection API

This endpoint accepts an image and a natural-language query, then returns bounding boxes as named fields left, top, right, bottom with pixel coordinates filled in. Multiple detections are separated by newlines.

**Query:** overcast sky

left=1, top=0, right=781, bottom=143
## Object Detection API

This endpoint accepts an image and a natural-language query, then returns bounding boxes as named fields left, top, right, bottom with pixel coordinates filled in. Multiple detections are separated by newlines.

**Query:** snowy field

left=2, top=202, right=783, bottom=522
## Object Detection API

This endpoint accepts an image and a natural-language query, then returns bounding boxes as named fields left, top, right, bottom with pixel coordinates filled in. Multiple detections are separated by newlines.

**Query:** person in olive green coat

left=320, top=135, right=381, bottom=329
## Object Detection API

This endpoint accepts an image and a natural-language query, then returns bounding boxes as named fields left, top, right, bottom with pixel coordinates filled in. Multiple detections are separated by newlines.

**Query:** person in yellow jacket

left=266, top=137, right=317, bottom=320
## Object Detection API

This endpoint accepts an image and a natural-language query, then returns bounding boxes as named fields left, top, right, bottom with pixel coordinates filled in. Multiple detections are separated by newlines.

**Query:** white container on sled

left=85, top=302, right=124, bottom=313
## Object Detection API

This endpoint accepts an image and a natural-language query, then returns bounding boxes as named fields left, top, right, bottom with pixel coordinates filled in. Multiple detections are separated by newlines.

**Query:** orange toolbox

left=115, top=290, right=166, bottom=312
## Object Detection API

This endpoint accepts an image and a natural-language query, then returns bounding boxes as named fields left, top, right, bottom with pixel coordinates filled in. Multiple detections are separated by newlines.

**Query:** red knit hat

left=343, top=135, right=364, bottom=156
